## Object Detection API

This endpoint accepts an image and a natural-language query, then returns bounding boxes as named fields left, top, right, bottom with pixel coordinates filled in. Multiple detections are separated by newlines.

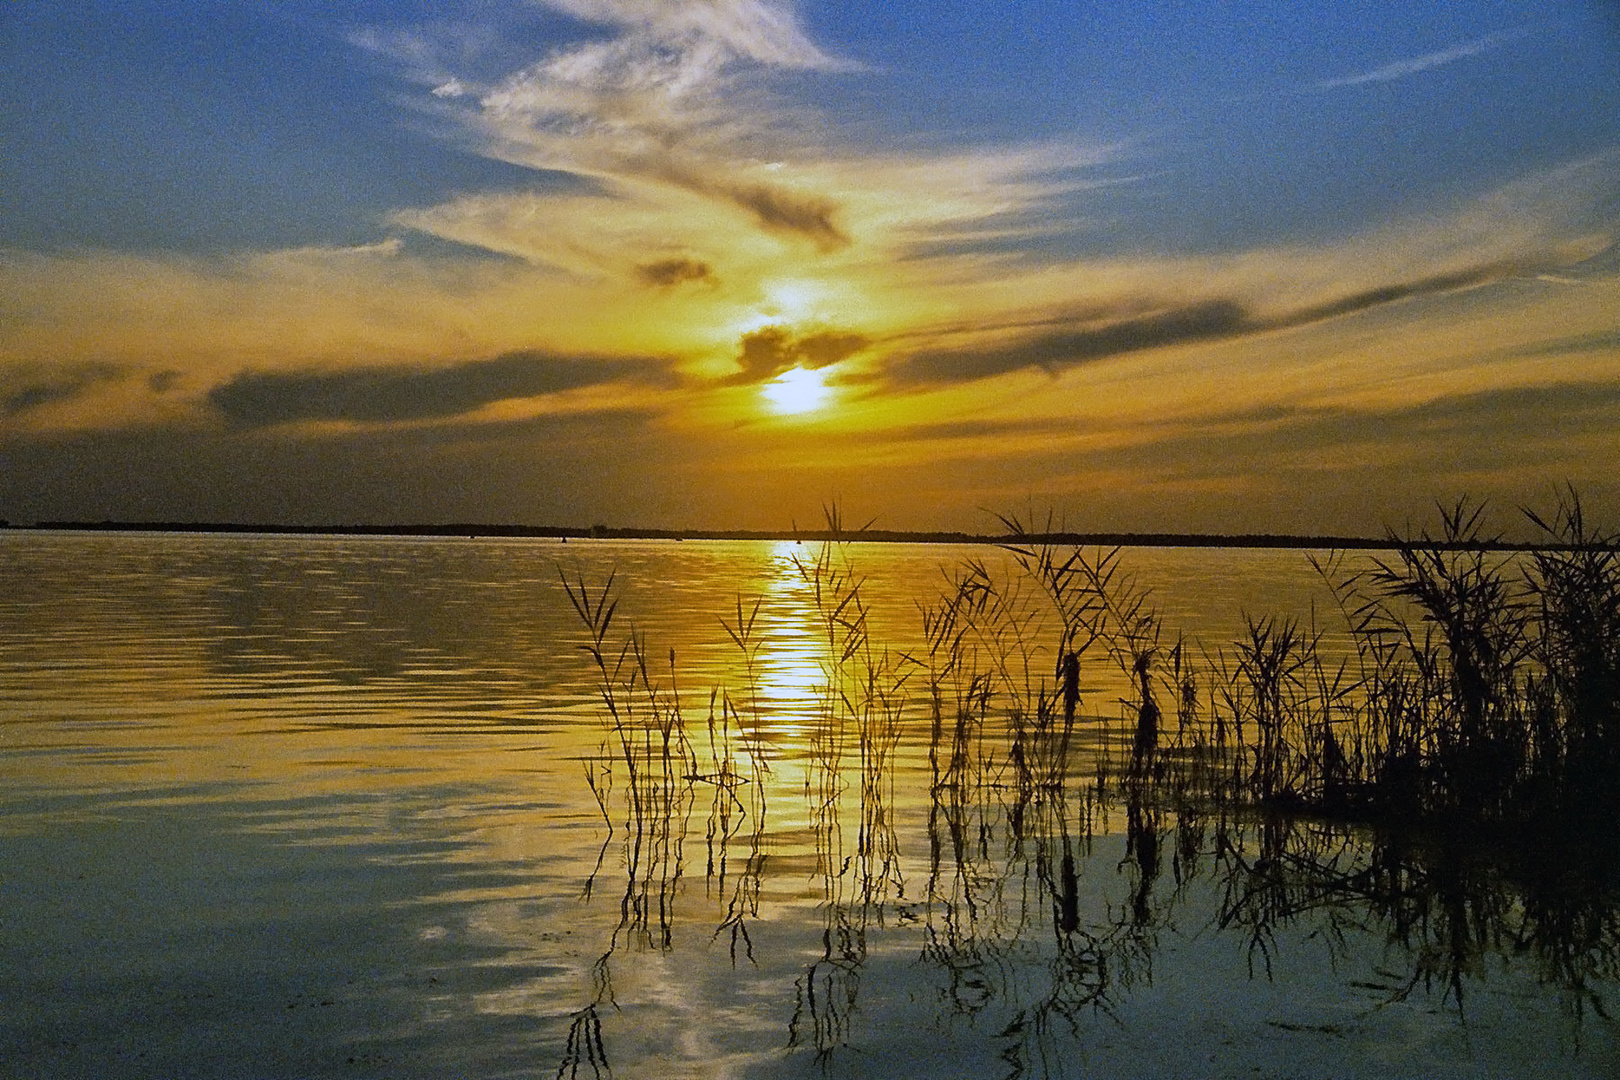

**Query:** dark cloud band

left=889, top=299, right=1247, bottom=384
left=883, top=259, right=1538, bottom=386
left=727, top=182, right=848, bottom=251
left=636, top=257, right=717, bottom=287
left=209, top=351, right=671, bottom=427
left=1, top=365, right=121, bottom=416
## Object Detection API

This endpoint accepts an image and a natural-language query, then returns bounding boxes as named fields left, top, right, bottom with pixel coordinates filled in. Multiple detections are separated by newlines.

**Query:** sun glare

left=763, top=279, right=820, bottom=320
left=762, top=366, right=832, bottom=415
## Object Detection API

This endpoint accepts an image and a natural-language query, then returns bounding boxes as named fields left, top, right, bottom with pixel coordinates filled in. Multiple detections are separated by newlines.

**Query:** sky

left=2, top=0, right=1618, bottom=536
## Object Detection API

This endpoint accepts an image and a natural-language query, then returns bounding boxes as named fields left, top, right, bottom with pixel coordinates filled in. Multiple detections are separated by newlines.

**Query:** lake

left=1, top=531, right=1614, bottom=1078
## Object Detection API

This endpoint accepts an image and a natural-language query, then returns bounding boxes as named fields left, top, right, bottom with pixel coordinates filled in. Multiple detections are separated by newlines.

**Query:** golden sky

left=2, top=1, right=1617, bottom=534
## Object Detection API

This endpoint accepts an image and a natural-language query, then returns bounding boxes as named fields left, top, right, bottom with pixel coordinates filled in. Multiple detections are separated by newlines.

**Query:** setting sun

left=761, top=366, right=833, bottom=415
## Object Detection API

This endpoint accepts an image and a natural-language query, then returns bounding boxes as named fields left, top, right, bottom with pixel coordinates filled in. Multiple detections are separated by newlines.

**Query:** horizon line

left=5, top=519, right=1612, bottom=552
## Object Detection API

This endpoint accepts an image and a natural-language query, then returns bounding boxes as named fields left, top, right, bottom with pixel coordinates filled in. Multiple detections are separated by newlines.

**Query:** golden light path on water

left=700, top=540, right=844, bottom=808
left=752, top=541, right=830, bottom=720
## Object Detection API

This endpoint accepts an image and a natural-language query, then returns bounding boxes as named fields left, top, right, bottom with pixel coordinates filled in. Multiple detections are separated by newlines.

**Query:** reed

left=1043, top=491, right=1614, bottom=839
left=1524, top=487, right=1620, bottom=816
left=557, top=489, right=1620, bottom=1069
left=555, top=1003, right=610, bottom=1080
left=914, top=491, right=1620, bottom=1025
left=919, top=516, right=1163, bottom=797
left=1306, top=494, right=1616, bottom=829
left=1333, top=499, right=1535, bottom=818
left=563, top=515, right=919, bottom=1066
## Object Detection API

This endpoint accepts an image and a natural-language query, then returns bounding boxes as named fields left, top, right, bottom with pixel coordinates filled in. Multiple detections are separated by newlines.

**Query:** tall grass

left=917, top=515, right=1175, bottom=800
left=914, top=492, right=1620, bottom=1030
left=563, top=510, right=918, bottom=1065
left=557, top=491, right=1620, bottom=1070
left=980, top=493, right=1620, bottom=1026
left=1162, top=492, right=1620, bottom=830
left=561, top=490, right=1620, bottom=900
left=1525, top=489, right=1620, bottom=810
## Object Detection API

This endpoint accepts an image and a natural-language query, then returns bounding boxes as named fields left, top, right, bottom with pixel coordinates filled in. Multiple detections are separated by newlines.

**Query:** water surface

left=1, top=532, right=1612, bottom=1078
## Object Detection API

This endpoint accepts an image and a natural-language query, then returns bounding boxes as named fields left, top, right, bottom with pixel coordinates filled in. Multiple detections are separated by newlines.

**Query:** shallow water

left=1, top=531, right=1614, bottom=1078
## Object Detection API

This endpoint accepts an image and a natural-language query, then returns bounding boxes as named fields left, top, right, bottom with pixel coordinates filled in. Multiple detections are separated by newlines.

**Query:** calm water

left=0, top=532, right=1612, bottom=1079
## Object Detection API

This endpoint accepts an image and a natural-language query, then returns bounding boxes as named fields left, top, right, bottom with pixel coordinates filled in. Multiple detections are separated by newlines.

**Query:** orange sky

left=2, top=2, right=1618, bottom=535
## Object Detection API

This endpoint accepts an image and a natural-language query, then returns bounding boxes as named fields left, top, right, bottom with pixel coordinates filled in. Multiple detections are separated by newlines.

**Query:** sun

left=762, top=366, right=832, bottom=415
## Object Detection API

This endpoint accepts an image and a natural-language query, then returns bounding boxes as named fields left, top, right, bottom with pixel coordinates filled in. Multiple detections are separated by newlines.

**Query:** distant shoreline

left=5, top=519, right=1614, bottom=552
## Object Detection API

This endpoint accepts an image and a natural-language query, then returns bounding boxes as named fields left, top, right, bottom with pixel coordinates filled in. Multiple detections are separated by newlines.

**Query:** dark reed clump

left=1523, top=489, right=1620, bottom=819
left=948, top=495, right=1607, bottom=837
left=1263, top=492, right=1620, bottom=832
left=1095, top=491, right=1616, bottom=842
left=930, top=492, right=1620, bottom=1025
left=1197, top=611, right=1356, bottom=810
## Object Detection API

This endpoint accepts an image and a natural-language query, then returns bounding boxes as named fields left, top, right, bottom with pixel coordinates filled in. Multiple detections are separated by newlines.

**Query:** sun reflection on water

left=747, top=542, right=830, bottom=725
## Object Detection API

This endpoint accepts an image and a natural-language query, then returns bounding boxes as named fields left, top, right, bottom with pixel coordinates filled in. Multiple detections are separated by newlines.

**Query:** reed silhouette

left=1178, top=490, right=1620, bottom=834
left=557, top=491, right=1620, bottom=1074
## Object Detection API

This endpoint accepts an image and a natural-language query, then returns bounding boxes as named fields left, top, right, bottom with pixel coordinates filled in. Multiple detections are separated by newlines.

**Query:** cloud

left=392, top=139, right=1099, bottom=282
left=1270, top=260, right=1527, bottom=327
left=1, top=365, right=121, bottom=417
left=209, top=351, right=672, bottom=428
left=636, top=256, right=717, bottom=287
left=1399, top=379, right=1620, bottom=432
left=537, top=0, right=852, bottom=71
left=475, top=0, right=850, bottom=161
left=1315, top=30, right=1524, bottom=89
left=4, top=146, right=1611, bottom=439
left=735, top=326, right=867, bottom=380
left=0, top=406, right=674, bottom=527
left=862, top=381, right=1620, bottom=500
left=721, top=180, right=848, bottom=250
left=366, top=0, right=1115, bottom=277
left=6, top=11, right=1614, bottom=476
left=878, top=264, right=1508, bottom=386
left=875, top=181, right=1613, bottom=389
left=1512, top=327, right=1620, bottom=359
left=887, top=300, right=1248, bottom=384
left=384, top=0, right=887, bottom=257
left=1088, top=381, right=1620, bottom=494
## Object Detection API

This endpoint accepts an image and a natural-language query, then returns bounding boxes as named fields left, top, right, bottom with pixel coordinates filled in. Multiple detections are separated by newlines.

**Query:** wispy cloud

left=1315, top=30, right=1525, bottom=89
left=537, top=0, right=855, bottom=71
left=466, top=0, right=855, bottom=188
left=876, top=186, right=1611, bottom=390
left=368, top=0, right=1102, bottom=265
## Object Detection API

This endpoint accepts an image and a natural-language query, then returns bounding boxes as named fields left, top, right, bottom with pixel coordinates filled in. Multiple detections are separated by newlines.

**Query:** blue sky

left=1, top=1, right=1618, bottom=533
